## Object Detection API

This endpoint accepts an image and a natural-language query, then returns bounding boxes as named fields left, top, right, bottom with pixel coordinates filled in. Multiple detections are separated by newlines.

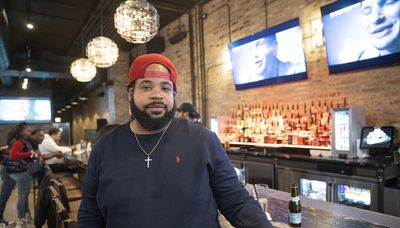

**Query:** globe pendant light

left=86, top=36, right=119, bottom=68
left=70, top=58, right=97, bottom=82
left=114, top=0, right=160, bottom=43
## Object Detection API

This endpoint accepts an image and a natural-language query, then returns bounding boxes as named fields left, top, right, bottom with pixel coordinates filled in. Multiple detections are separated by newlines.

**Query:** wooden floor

left=3, top=186, right=38, bottom=228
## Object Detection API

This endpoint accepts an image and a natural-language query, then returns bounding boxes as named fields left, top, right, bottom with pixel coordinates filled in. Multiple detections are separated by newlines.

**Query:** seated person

left=29, top=128, right=63, bottom=160
left=176, top=102, right=201, bottom=123
left=28, top=128, right=62, bottom=185
left=95, top=124, right=121, bottom=143
left=38, top=128, right=74, bottom=173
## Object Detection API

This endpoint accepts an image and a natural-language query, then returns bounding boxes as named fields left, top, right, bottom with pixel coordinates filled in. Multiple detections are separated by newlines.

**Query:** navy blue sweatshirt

left=78, top=118, right=272, bottom=228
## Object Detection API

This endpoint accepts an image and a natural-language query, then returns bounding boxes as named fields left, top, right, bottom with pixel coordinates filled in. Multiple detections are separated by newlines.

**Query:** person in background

left=30, top=129, right=63, bottom=162
left=28, top=129, right=62, bottom=185
left=78, top=53, right=272, bottom=227
left=0, top=165, right=16, bottom=227
left=176, top=102, right=201, bottom=123
left=38, top=128, right=74, bottom=173
left=0, top=127, right=17, bottom=227
left=28, top=129, right=44, bottom=151
left=94, top=124, right=121, bottom=143
left=359, top=0, right=400, bottom=59
left=5, top=122, right=38, bottom=225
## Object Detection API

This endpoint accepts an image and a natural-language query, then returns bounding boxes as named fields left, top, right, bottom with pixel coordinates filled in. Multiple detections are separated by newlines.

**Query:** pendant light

left=114, top=0, right=159, bottom=43
left=86, top=16, right=119, bottom=67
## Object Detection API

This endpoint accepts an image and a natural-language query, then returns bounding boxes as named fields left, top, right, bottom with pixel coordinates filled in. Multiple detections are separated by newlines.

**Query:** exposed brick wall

left=181, top=0, right=400, bottom=130
left=70, top=0, right=400, bottom=139
left=71, top=51, right=131, bottom=144
left=158, top=13, right=194, bottom=108
left=71, top=86, right=110, bottom=144
left=108, top=51, right=131, bottom=124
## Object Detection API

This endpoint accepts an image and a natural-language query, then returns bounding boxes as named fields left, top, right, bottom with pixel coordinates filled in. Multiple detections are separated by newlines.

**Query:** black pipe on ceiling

left=199, top=2, right=232, bottom=126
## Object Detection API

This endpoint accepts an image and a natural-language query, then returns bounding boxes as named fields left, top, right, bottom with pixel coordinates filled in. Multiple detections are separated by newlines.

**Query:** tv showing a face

left=228, top=18, right=307, bottom=90
left=321, top=0, right=400, bottom=73
left=0, top=97, right=52, bottom=123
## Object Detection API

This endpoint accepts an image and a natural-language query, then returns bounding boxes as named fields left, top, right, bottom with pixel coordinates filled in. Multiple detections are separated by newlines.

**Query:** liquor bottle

left=288, top=183, right=301, bottom=227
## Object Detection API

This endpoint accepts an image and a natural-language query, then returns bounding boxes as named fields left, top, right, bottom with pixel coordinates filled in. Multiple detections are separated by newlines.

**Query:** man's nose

left=149, top=87, right=164, bottom=99
left=370, top=7, right=385, bottom=24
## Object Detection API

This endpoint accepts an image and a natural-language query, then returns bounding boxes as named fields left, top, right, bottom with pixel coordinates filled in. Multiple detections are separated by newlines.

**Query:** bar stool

left=48, top=185, right=79, bottom=221
left=51, top=179, right=81, bottom=212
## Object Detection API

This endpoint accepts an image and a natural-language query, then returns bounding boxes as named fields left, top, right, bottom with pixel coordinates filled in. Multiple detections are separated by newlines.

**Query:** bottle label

left=289, top=212, right=302, bottom=224
left=290, top=196, right=299, bottom=203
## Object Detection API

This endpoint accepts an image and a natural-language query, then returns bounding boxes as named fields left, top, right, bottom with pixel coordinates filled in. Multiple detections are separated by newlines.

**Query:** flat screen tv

left=360, top=126, right=395, bottom=150
left=228, top=18, right=307, bottom=90
left=321, top=0, right=400, bottom=74
left=0, top=97, right=52, bottom=123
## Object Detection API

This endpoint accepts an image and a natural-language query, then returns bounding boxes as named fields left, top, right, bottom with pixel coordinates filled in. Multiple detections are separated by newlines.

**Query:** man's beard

left=130, top=99, right=176, bottom=131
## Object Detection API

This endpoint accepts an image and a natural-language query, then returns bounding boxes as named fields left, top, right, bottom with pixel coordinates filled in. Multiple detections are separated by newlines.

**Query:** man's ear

left=128, top=88, right=134, bottom=100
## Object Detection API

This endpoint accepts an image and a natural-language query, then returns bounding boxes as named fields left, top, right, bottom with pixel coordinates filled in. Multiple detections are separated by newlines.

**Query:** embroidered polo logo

left=176, top=155, right=181, bottom=164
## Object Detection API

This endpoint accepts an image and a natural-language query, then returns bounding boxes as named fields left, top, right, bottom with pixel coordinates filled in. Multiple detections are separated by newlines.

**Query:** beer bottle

left=288, top=183, right=301, bottom=227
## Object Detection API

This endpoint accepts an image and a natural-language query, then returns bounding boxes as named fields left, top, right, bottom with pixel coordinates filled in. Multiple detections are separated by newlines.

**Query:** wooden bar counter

left=258, top=187, right=400, bottom=227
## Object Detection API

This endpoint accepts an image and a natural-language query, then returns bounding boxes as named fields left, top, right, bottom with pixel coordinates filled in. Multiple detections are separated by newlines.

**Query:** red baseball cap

left=128, top=53, right=177, bottom=84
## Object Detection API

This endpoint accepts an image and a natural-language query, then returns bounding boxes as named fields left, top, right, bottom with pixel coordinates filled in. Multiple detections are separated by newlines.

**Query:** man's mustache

left=144, top=102, right=167, bottom=109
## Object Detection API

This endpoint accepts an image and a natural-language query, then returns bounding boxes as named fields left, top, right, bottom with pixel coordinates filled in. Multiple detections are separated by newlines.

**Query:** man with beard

left=78, top=53, right=272, bottom=228
left=29, top=129, right=63, bottom=185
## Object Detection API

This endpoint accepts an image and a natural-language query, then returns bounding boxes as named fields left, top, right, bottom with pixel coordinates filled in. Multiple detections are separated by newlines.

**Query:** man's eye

left=361, top=6, right=371, bottom=15
left=162, top=86, right=172, bottom=92
left=141, top=86, right=151, bottom=90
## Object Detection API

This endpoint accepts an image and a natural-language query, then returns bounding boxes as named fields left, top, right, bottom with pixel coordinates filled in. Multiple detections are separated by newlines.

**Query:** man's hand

left=30, top=151, right=38, bottom=159
left=55, top=151, right=64, bottom=158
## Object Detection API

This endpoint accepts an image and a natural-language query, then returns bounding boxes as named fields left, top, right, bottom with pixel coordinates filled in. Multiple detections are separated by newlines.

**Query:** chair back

left=63, top=219, right=77, bottom=228
left=51, top=197, right=69, bottom=228
left=51, top=179, right=71, bottom=212
left=48, top=185, right=61, bottom=199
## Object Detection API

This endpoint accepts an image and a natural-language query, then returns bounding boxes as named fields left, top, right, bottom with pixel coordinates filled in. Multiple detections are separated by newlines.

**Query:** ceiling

left=0, top=0, right=199, bottom=114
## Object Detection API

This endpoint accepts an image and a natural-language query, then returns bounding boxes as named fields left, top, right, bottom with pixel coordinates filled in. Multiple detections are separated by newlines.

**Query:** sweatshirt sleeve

left=77, top=143, right=105, bottom=228
left=9, top=140, right=32, bottom=160
left=208, top=133, right=272, bottom=228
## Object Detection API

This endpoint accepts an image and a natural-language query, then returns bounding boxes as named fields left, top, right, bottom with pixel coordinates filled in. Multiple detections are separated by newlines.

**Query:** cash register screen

left=360, top=127, right=394, bottom=149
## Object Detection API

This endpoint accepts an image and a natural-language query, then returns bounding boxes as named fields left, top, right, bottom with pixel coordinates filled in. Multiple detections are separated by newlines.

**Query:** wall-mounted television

left=321, top=0, right=400, bottom=74
left=228, top=18, right=307, bottom=90
left=0, top=97, right=52, bottom=123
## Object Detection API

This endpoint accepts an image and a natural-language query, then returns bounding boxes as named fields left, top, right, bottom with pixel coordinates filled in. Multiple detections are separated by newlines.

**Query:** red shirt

left=9, top=139, right=32, bottom=160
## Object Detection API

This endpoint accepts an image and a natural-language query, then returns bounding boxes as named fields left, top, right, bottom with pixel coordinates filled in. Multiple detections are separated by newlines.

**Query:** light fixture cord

left=26, top=46, right=31, bottom=65
left=100, top=15, right=103, bottom=36
left=81, top=34, right=84, bottom=57
left=26, top=0, right=32, bottom=21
